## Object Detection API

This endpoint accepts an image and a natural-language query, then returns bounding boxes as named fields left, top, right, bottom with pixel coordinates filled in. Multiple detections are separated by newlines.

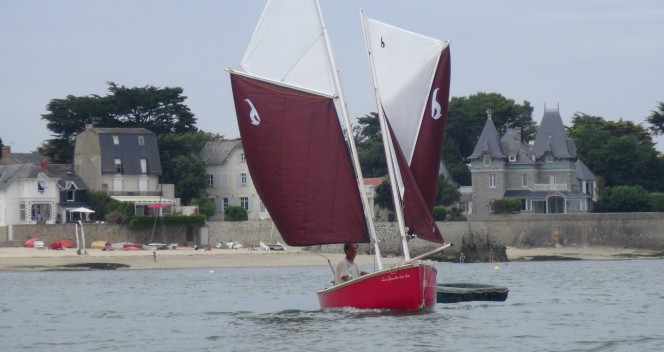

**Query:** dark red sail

left=230, top=73, right=369, bottom=246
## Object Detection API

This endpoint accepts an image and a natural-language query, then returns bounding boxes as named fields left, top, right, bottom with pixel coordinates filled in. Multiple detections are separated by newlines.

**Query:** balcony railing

left=107, top=191, right=163, bottom=196
left=534, top=183, right=568, bottom=191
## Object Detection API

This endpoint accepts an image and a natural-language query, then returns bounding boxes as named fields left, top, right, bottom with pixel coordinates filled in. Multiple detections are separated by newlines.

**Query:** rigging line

left=311, top=249, right=335, bottom=276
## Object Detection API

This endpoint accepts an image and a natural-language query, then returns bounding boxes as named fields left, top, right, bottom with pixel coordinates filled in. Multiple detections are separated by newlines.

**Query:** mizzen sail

left=363, top=17, right=451, bottom=210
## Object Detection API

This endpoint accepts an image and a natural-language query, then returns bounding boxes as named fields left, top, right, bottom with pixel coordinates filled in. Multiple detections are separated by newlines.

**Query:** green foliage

left=353, top=113, right=387, bottom=177
left=128, top=214, right=206, bottom=229
left=647, top=101, right=664, bottom=136
left=568, top=113, right=664, bottom=192
left=447, top=207, right=467, bottom=221
left=374, top=178, right=394, bottom=212
left=40, top=82, right=199, bottom=163
left=224, top=206, right=248, bottom=221
left=435, top=175, right=461, bottom=206
left=595, top=185, right=652, bottom=212
left=86, top=190, right=134, bottom=224
left=433, top=206, right=447, bottom=221
left=195, top=198, right=217, bottom=218
left=651, top=194, right=664, bottom=212
left=492, top=198, right=521, bottom=214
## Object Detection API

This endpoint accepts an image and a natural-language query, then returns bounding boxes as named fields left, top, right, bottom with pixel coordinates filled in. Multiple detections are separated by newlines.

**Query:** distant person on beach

left=334, top=243, right=368, bottom=285
left=459, top=252, right=466, bottom=263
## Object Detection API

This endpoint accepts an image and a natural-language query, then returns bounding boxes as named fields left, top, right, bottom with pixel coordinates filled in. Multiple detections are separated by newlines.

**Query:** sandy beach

left=0, top=246, right=661, bottom=272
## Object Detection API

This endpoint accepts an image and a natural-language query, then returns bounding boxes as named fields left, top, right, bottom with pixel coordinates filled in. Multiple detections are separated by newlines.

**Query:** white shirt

left=334, top=257, right=360, bottom=285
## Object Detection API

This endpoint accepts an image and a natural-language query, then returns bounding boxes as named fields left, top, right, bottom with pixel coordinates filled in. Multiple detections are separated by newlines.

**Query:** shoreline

left=0, top=246, right=661, bottom=272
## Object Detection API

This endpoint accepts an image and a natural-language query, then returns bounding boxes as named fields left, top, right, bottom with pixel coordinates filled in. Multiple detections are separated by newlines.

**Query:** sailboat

left=227, top=0, right=451, bottom=310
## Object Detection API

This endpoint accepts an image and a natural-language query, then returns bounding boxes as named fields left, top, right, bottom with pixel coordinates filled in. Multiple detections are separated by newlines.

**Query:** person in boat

left=334, top=243, right=368, bottom=285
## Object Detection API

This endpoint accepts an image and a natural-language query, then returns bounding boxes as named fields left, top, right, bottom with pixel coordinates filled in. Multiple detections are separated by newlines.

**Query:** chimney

left=40, top=157, right=49, bottom=171
left=1, top=146, right=9, bottom=159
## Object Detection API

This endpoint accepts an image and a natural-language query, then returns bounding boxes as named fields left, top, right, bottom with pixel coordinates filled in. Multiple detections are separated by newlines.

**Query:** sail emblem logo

left=431, top=88, right=442, bottom=120
left=245, top=99, right=261, bottom=125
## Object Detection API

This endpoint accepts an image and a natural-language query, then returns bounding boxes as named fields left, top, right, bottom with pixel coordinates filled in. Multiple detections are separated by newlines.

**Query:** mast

left=315, top=1, right=384, bottom=269
left=360, top=8, right=411, bottom=261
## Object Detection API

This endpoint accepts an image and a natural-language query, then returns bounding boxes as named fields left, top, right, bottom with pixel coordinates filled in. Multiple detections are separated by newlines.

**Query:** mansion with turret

left=467, top=108, right=597, bottom=215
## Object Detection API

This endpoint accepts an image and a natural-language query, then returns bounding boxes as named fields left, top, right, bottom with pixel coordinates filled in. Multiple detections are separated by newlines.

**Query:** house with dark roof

left=73, top=124, right=175, bottom=214
left=200, top=139, right=269, bottom=220
left=0, top=146, right=89, bottom=225
left=468, top=108, right=597, bottom=215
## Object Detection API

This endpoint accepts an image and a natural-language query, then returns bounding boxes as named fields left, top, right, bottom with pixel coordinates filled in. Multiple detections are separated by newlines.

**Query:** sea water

left=0, top=259, right=662, bottom=352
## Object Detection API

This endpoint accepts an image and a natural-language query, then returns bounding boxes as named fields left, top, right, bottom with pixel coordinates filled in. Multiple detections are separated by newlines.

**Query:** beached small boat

left=259, top=241, right=285, bottom=251
left=437, top=283, right=509, bottom=304
left=24, top=237, right=41, bottom=248
left=57, top=239, right=74, bottom=248
left=91, top=241, right=106, bottom=249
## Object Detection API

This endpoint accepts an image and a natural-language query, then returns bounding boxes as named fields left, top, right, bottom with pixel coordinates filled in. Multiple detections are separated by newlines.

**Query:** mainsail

left=228, top=0, right=378, bottom=249
left=361, top=13, right=449, bottom=245
left=363, top=17, right=451, bottom=210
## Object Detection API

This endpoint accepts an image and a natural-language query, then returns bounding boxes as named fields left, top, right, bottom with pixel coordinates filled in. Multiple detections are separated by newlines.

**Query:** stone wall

left=3, top=213, right=664, bottom=255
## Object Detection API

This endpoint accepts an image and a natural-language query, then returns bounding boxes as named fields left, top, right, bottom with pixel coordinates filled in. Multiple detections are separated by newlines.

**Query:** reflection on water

left=0, top=260, right=663, bottom=351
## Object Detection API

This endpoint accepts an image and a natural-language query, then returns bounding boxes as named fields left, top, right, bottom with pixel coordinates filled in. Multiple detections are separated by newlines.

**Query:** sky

left=2, top=0, right=663, bottom=153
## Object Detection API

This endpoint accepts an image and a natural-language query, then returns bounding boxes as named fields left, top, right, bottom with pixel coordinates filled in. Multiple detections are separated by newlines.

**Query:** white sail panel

left=365, top=18, right=449, bottom=163
left=240, top=0, right=336, bottom=96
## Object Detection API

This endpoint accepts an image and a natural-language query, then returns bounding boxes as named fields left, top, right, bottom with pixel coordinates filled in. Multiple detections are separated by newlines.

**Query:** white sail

left=363, top=17, right=449, bottom=164
left=239, top=0, right=336, bottom=97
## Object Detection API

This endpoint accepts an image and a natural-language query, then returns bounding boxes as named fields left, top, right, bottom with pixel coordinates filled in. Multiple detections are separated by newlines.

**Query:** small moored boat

left=437, top=283, right=509, bottom=303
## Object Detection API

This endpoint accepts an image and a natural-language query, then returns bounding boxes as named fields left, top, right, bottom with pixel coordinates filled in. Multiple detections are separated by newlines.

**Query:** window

left=138, top=135, right=145, bottom=146
left=240, top=197, right=250, bottom=211
left=549, top=175, right=555, bottom=184
left=240, top=152, right=246, bottom=163
left=240, top=173, right=247, bottom=187
left=546, top=154, right=553, bottom=162
left=67, top=184, right=77, bottom=201
left=521, top=174, right=528, bottom=187
left=483, top=155, right=491, bottom=166
left=38, top=180, right=46, bottom=192
left=138, top=178, right=148, bottom=193
left=489, top=173, right=496, bottom=188
left=509, top=155, right=516, bottom=162
left=113, top=178, right=123, bottom=192
left=223, top=198, right=229, bottom=210
left=19, top=203, right=26, bottom=221
left=207, top=174, right=214, bottom=188
left=114, top=158, right=123, bottom=173
left=113, top=135, right=119, bottom=145
left=140, top=158, right=147, bottom=174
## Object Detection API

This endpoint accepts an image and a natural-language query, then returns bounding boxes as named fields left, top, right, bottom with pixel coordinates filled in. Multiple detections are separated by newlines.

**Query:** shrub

left=652, top=194, right=664, bottom=212
left=595, top=185, right=651, bottom=212
left=224, top=206, right=248, bottom=221
left=492, top=198, right=521, bottom=214
left=433, top=205, right=447, bottom=221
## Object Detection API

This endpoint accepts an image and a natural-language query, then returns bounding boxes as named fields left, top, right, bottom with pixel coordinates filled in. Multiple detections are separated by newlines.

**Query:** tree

left=40, top=81, right=198, bottom=162
left=568, top=113, right=664, bottom=192
left=158, top=132, right=220, bottom=205
left=647, top=101, right=664, bottom=136
left=594, top=185, right=651, bottom=212
left=435, top=175, right=461, bottom=207
left=354, top=113, right=386, bottom=177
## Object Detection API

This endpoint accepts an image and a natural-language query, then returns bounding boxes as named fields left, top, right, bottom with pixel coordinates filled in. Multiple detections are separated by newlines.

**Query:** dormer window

left=113, top=135, right=120, bottom=145
left=138, top=136, right=145, bottom=146
left=546, top=155, right=554, bottom=162
left=140, top=158, right=147, bottom=173
left=114, top=158, right=123, bottom=173
left=67, top=184, right=78, bottom=201
left=483, top=155, right=491, bottom=166
left=38, top=180, right=47, bottom=192
left=509, top=155, right=517, bottom=162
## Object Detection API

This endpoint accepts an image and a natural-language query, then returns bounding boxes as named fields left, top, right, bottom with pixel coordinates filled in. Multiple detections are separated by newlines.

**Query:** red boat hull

left=317, top=262, right=437, bottom=310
